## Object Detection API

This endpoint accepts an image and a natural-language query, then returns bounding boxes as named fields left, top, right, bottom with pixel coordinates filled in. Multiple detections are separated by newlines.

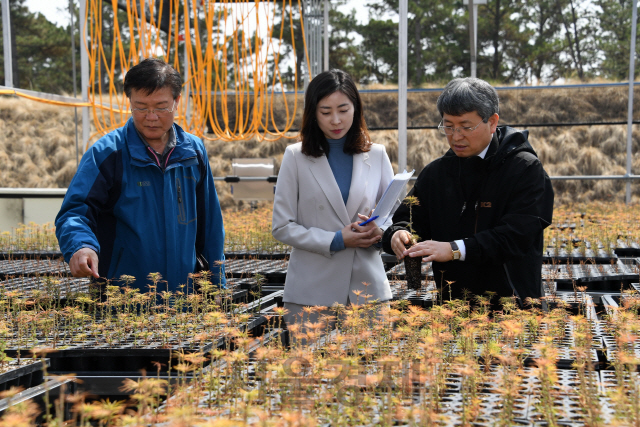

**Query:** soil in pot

left=403, top=252, right=422, bottom=290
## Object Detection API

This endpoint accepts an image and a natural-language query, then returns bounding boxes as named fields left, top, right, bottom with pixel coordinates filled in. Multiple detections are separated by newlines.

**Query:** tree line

left=0, top=0, right=638, bottom=96
left=315, top=0, right=639, bottom=86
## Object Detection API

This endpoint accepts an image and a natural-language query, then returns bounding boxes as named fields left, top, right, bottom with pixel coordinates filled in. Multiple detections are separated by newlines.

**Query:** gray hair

left=436, top=77, right=499, bottom=122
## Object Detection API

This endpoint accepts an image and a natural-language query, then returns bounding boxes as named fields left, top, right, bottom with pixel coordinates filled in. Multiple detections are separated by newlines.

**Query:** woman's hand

left=341, top=214, right=383, bottom=248
left=403, top=240, right=452, bottom=263
left=391, top=230, right=413, bottom=259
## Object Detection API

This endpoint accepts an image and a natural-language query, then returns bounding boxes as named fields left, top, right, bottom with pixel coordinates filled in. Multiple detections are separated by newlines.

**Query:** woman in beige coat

left=272, top=70, right=394, bottom=337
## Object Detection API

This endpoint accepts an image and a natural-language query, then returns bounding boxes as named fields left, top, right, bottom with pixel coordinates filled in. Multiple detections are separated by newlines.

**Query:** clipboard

left=372, top=170, right=415, bottom=226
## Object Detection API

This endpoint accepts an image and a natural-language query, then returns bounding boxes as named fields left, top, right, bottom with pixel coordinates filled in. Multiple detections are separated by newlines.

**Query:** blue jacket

left=55, top=119, right=226, bottom=292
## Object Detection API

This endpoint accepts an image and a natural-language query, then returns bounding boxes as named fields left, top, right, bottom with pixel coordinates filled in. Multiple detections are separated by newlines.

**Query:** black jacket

left=383, top=126, right=554, bottom=302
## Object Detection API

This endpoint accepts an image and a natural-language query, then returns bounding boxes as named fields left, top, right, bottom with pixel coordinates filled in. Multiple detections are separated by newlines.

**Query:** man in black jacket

left=382, top=77, right=554, bottom=306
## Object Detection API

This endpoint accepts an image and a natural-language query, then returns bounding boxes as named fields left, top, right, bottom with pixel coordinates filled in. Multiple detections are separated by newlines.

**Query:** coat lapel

left=309, top=156, right=351, bottom=225
left=345, top=151, right=371, bottom=221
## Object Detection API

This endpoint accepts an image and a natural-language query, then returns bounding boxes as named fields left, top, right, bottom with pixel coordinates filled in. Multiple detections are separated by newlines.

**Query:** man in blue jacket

left=55, top=58, right=225, bottom=292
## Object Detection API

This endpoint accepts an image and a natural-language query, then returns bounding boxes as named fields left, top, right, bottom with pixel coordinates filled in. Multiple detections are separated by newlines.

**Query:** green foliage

left=0, top=0, right=79, bottom=94
left=596, top=0, right=640, bottom=80
left=1, top=0, right=637, bottom=94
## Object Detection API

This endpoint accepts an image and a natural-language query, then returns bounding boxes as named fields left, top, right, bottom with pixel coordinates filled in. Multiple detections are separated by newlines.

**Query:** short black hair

left=124, top=58, right=182, bottom=99
left=300, top=69, right=371, bottom=157
left=436, top=77, right=499, bottom=121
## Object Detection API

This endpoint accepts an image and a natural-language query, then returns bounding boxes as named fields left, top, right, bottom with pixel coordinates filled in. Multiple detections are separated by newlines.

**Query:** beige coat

left=272, top=142, right=395, bottom=307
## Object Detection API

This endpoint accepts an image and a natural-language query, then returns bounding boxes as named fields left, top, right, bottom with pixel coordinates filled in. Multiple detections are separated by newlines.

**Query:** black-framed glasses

left=438, top=119, right=485, bottom=136
left=131, top=101, right=177, bottom=117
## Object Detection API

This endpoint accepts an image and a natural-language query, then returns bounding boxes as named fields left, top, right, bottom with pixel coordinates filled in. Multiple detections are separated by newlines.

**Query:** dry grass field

left=1, top=85, right=639, bottom=209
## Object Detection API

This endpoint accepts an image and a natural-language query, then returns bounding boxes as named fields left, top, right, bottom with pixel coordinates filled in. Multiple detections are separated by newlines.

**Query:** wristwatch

left=450, top=241, right=461, bottom=261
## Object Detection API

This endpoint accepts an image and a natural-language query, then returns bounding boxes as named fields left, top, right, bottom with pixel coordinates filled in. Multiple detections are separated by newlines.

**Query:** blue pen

left=358, top=215, right=379, bottom=226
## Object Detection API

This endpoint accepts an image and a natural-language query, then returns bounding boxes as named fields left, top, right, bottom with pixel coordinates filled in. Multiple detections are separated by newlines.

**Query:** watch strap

left=450, top=241, right=461, bottom=260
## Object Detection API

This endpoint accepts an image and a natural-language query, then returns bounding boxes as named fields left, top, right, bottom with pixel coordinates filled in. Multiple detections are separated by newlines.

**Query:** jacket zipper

left=176, top=179, right=186, bottom=223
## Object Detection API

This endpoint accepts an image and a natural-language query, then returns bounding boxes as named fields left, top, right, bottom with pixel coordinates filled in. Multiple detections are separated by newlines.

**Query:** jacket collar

left=125, top=118, right=197, bottom=165
left=345, top=151, right=370, bottom=221
left=308, top=151, right=371, bottom=225
left=309, top=155, right=351, bottom=225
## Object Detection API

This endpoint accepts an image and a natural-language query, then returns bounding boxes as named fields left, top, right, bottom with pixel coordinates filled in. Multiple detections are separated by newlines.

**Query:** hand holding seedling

left=69, top=247, right=100, bottom=278
left=391, top=230, right=413, bottom=259
left=342, top=213, right=383, bottom=248
left=404, top=240, right=453, bottom=263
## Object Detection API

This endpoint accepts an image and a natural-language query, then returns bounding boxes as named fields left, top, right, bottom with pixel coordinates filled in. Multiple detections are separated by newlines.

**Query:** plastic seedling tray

left=543, top=246, right=618, bottom=264
left=613, top=240, right=640, bottom=257
left=224, top=250, right=290, bottom=260
left=527, top=394, right=613, bottom=426
left=0, top=259, right=70, bottom=279
left=224, top=259, right=289, bottom=283
left=389, top=281, right=438, bottom=307
left=545, top=261, right=639, bottom=291
left=0, top=376, right=74, bottom=421
left=385, top=262, right=434, bottom=280
left=0, top=359, right=46, bottom=392
left=0, top=250, right=63, bottom=261
left=543, top=292, right=598, bottom=318
left=0, top=276, right=90, bottom=298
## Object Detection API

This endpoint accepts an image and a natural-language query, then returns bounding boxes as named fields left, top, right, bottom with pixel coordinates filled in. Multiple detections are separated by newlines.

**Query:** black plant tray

left=527, top=394, right=613, bottom=426
left=389, top=281, right=438, bottom=307
left=601, top=334, right=640, bottom=370
left=544, top=292, right=597, bottom=318
left=0, top=360, right=46, bottom=391
left=224, top=259, right=288, bottom=283
left=0, top=276, right=90, bottom=299
left=614, top=240, right=640, bottom=257
left=226, top=278, right=260, bottom=291
left=0, top=377, right=74, bottom=421
left=0, top=259, right=71, bottom=280
left=0, top=251, right=63, bottom=261
left=543, top=247, right=617, bottom=264
left=543, top=262, right=638, bottom=291
left=385, top=262, right=434, bottom=280
left=225, top=251, right=290, bottom=260
left=4, top=341, right=217, bottom=375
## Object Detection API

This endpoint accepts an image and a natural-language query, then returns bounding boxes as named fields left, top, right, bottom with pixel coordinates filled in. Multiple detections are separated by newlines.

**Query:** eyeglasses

left=131, top=101, right=176, bottom=117
left=438, top=119, right=485, bottom=136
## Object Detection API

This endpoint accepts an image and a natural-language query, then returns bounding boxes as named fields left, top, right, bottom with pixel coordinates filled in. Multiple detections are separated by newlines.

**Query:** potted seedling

left=402, top=196, right=422, bottom=290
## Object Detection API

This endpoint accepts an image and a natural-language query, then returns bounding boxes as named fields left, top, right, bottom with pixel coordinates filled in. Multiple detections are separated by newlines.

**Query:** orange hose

left=4, top=0, right=307, bottom=146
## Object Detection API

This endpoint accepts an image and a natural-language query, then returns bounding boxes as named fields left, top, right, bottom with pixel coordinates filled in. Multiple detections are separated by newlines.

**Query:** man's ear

left=488, top=113, right=499, bottom=133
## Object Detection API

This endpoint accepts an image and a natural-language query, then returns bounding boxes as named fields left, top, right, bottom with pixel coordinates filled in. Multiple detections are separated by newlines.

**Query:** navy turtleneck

left=326, top=135, right=353, bottom=204
left=326, top=135, right=353, bottom=252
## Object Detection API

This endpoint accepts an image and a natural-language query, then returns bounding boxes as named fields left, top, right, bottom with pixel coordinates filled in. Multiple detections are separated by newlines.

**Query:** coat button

left=364, top=206, right=369, bottom=213
left=319, top=205, right=324, bottom=210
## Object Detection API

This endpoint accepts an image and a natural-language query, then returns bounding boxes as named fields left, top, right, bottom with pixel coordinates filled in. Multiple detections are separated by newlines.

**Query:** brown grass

left=1, top=85, right=639, bottom=208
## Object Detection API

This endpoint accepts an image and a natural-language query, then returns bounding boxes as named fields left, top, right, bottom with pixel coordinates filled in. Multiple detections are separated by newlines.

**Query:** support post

left=398, top=0, right=408, bottom=173
left=184, top=0, right=190, bottom=125
left=469, top=0, right=476, bottom=78
left=2, top=0, right=13, bottom=87
left=80, top=0, right=90, bottom=153
left=70, top=0, right=79, bottom=166
left=626, top=0, right=638, bottom=204
left=323, top=0, right=329, bottom=71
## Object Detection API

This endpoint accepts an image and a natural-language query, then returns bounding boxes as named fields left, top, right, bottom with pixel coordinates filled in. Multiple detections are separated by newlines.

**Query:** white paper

left=373, top=170, right=415, bottom=226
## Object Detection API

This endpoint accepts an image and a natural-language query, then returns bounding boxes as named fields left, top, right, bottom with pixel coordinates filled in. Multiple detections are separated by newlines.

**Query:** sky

left=24, top=0, right=374, bottom=29
left=24, top=0, right=70, bottom=27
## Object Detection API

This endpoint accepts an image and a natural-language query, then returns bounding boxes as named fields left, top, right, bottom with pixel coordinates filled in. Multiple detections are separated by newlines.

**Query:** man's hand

left=403, top=240, right=452, bottom=263
left=341, top=214, right=383, bottom=248
left=391, top=230, right=413, bottom=259
left=69, top=248, right=100, bottom=278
